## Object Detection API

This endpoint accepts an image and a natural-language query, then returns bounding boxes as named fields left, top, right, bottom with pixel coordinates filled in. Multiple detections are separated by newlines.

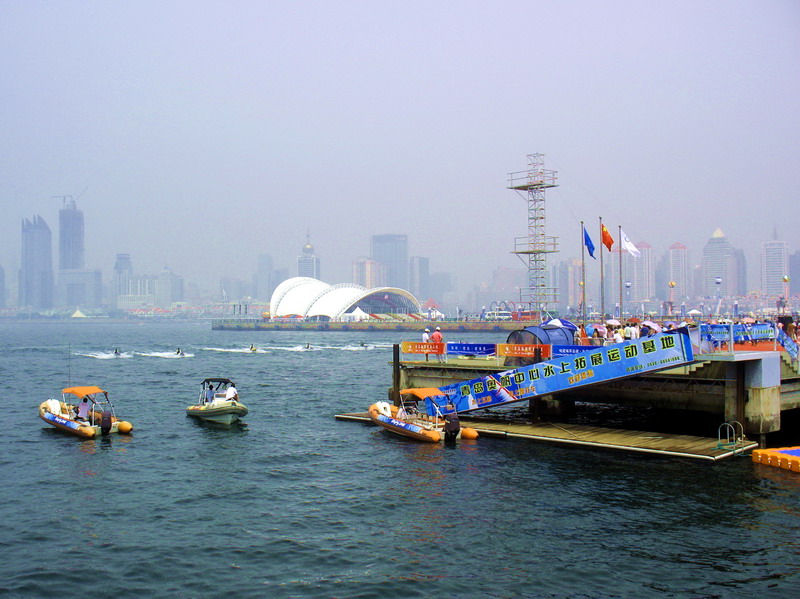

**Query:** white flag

left=620, top=229, right=641, bottom=257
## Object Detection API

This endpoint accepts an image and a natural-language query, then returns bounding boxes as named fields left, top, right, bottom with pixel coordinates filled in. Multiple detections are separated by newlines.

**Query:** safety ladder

left=717, top=421, right=747, bottom=455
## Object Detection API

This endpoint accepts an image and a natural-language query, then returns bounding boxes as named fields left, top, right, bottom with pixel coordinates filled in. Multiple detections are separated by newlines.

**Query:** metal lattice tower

left=508, top=153, right=559, bottom=316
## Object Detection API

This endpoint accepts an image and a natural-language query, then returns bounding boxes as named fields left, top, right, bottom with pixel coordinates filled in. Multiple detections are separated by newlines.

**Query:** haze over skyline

left=2, top=1, right=798, bottom=297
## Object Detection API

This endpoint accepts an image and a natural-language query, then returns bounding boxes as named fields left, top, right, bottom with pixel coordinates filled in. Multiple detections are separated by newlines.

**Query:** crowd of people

left=586, top=322, right=663, bottom=345
left=415, top=316, right=797, bottom=353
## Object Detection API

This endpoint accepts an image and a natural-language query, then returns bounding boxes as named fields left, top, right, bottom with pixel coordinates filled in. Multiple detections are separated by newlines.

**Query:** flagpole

left=580, top=221, right=586, bottom=328
left=599, top=216, right=605, bottom=321
left=618, top=224, right=623, bottom=321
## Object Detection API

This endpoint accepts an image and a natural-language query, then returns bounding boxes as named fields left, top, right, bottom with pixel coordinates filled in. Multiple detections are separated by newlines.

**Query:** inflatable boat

left=186, top=378, right=248, bottom=425
left=368, top=388, right=478, bottom=443
left=39, top=386, right=133, bottom=439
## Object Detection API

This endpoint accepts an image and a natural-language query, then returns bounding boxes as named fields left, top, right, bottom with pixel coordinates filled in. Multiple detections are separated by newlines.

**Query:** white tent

left=342, top=306, right=370, bottom=322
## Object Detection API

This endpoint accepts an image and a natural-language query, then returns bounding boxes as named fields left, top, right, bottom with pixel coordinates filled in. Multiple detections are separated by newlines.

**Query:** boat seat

left=46, top=399, right=62, bottom=415
left=400, top=400, right=422, bottom=418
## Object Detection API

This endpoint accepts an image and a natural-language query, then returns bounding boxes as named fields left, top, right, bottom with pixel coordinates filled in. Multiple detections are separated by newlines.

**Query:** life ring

left=376, top=401, right=392, bottom=417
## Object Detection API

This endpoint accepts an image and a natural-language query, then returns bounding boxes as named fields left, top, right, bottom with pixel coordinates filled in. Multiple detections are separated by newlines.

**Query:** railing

left=399, top=342, right=592, bottom=365
left=696, top=323, right=777, bottom=354
left=778, top=329, right=799, bottom=361
left=717, top=421, right=747, bottom=455
left=400, top=327, right=799, bottom=368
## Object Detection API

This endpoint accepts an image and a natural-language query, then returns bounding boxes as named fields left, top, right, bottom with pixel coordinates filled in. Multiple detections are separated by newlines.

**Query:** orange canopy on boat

left=62, top=386, right=106, bottom=398
left=399, top=387, right=444, bottom=400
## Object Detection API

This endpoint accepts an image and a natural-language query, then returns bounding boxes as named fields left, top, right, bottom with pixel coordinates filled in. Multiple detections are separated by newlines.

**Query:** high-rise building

left=254, top=254, right=274, bottom=301
left=59, top=270, right=102, bottom=309
left=297, top=233, right=320, bottom=279
left=56, top=199, right=102, bottom=308
left=219, top=277, right=250, bottom=302
left=273, top=268, right=289, bottom=290
left=631, top=242, right=655, bottom=302
left=667, top=242, right=690, bottom=300
left=790, top=251, right=800, bottom=296
left=19, top=215, right=54, bottom=310
left=605, top=247, right=635, bottom=312
left=555, top=258, right=583, bottom=315
left=352, top=258, right=386, bottom=288
left=701, top=229, right=739, bottom=297
left=371, top=234, right=408, bottom=290
left=112, top=254, right=134, bottom=306
left=761, top=235, right=788, bottom=297
left=112, top=255, right=183, bottom=310
left=155, top=267, right=184, bottom=308
left=409, top=256, right=430, bottom=300
left=734, top=249, right=747, bottom=296
left=692, top=264, right=704, bottom=301
left=115, top=274, right=157, bottom=310
left=59, top=198, right=84, bottom=269
left=428, top=271, right=454, bottom=307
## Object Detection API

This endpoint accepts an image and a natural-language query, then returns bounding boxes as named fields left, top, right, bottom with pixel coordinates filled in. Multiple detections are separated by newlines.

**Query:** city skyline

left=1, top=1, right=797, bottom=306
left=5, top=203, right=798, bottom=313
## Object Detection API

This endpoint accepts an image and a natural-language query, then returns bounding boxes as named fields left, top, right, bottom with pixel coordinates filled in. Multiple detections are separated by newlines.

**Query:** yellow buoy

left=460, top=427, right=479, bottom=440
left=117, top=421, right=133, bottom=434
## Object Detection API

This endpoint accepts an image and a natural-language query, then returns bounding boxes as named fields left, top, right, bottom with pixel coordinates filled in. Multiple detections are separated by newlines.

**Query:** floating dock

left=336, top=412, right=757, bottom=461
left=751, top=447, right=800, bottom=472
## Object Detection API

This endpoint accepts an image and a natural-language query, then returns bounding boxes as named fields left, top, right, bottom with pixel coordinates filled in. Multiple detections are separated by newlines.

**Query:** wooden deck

left=335, top=412, right=757, bottom=461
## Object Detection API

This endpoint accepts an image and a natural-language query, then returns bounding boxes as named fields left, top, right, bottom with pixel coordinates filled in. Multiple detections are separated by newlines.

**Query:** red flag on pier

left=601, top=224, right=614, bottom=251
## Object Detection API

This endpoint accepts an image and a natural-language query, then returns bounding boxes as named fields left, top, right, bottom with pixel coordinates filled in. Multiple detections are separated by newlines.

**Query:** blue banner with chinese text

left=424, top=330, right=694, bottom=416
left=445, top=343, right=497, bottom=356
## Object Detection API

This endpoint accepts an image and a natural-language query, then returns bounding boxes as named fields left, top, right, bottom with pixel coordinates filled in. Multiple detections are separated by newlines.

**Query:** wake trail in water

left=75, top=351, right=133, bottom=359
left=135, top=351, right=194, bottom=359
left=201, top=347, right=270, bottom=354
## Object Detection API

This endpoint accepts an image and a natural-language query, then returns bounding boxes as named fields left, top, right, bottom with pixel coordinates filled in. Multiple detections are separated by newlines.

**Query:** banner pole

left=618, top=224, right=623, bottom=322
left=599, top=217, right=605, bottom=321
left=581, top=221, right=586, bottom=329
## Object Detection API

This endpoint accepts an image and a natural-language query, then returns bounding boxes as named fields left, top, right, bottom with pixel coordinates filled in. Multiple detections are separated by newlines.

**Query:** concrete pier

left=393, top=350, right=799, bottom=442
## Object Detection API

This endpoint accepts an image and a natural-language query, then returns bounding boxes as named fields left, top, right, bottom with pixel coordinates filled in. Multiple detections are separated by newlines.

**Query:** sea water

left=1, top=321, right=799, bottom=599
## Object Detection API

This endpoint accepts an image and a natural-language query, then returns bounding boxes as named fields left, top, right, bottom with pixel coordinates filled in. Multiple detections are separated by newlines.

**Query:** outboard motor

left=443, top=414, right=461, bottom=444
left=100, top=411, right=113, bottom=435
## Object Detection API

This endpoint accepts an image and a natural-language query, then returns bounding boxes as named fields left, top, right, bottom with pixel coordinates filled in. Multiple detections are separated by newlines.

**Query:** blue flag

left=583, top=227, right=596, bottom=259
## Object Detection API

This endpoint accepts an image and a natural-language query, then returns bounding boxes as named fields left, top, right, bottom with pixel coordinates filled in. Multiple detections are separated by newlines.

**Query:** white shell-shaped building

left=269, top=277, right=420, bottom=321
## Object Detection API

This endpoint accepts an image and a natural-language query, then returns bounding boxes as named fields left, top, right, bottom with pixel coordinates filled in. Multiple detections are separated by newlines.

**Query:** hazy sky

left=1, top=0, right=798, bottom=296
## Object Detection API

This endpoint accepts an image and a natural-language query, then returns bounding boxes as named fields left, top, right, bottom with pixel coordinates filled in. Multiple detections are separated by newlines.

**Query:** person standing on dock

left=422, top=328, right=430, bottom=343
left=431, top=326, right=444, bottom=361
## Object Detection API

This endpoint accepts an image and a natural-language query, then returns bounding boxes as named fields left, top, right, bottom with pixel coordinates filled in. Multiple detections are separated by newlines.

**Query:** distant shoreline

left=211, top=319, right=523, bottom=332
left=0, top=318, right=527, bottom=332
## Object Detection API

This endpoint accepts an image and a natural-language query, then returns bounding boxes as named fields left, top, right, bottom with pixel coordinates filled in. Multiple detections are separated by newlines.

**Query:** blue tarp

left=506, top=325, right=574, bottom=346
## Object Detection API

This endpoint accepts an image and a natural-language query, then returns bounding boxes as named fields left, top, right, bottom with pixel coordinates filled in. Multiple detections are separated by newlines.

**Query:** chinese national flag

left=601, top=224, right=614, bottom=251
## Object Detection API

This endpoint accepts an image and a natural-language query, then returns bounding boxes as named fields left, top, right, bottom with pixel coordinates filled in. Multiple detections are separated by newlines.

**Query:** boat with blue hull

left=38, top=386, right=133, bottom=439
left=368, top=388, right=478, bottom=443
